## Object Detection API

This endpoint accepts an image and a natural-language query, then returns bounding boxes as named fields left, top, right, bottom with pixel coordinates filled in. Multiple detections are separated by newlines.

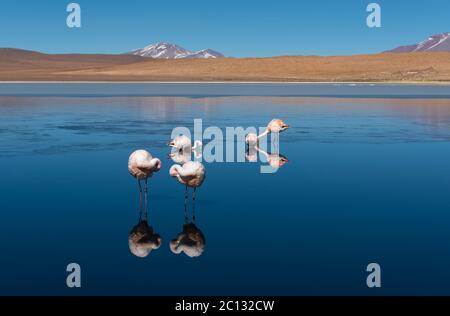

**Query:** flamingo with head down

left=169, top=161, right=206, bottom=218
left=168, top=148, right=192, bottom=164
left=128, top=149, right=161, bottom=219
left=245, top=118, right=289, bottom=146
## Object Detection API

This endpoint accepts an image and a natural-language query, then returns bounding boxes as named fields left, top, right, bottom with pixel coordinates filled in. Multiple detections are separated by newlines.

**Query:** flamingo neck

left=257, top=129, right=269, bottom=139
left=170, top=164, right=188, bottom=177
left=145, top=158, right=161, bottom=171
left=256, top=146, right=269, bottom=160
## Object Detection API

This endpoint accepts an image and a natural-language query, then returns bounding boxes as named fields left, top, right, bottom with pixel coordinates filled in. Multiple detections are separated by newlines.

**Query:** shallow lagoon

left=0, top=84, right=450, bottom=295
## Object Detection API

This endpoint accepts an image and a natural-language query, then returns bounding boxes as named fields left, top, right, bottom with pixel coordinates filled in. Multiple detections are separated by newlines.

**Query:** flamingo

left=169, top=161, right=206, bottom=188
left=266, top=118, right=289, bottom=134
left=169, top=161, right=206, bottom=221
left=245, top=133, right=259, bottom=146
left=168, top=135, right=203, bottom=160
left=168, top=135, right=202, bottom=152
left=256, top=145, right=289, bottom=169
left=245, top=145, right=258, bottom=162
left=245, top=118, right=289, bottom=146
left=128, top=149, right=161, bottom=220
left=168, top=148, right=192, bottom=164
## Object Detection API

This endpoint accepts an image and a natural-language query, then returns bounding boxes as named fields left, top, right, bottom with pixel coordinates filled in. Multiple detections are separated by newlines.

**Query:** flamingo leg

left=184, top=185, right=188, bottom=224
left=273, top=132, right=279, bottom=153
left=192, top=187, right=196, bottom=223
left=138, top=179, right=143, bottom=222
left=144, top=178, right=149, bottom=221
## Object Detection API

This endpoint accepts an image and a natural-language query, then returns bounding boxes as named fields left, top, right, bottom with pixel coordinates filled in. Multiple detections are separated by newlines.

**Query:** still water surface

left=0, top=84, right=450, bottom=295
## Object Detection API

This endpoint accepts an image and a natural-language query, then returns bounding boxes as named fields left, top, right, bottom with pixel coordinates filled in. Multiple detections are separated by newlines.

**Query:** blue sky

left=0, top=0, right=449, bottom=57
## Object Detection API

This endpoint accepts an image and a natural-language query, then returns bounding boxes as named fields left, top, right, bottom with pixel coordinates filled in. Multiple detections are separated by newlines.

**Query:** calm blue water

left=0, top=84, right=450, bottom=295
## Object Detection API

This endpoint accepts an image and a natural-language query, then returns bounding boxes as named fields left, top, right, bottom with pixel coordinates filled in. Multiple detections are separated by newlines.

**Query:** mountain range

left=129, top=42, right=224, bottom=59
left=129, top=33, right=450, bottom=59
left=2, top=33, right=450, bottom=82
left=387, top=32, right=450, bottom=53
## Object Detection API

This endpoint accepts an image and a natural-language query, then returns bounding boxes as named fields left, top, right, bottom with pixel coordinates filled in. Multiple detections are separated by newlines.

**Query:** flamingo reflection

left=255, top=146, right=289, bottom=169
left=170, top=222, right=206, bottom=258
left=128, top=219, right=162, bottom=258
left=245, top=145, right=258, bottom=162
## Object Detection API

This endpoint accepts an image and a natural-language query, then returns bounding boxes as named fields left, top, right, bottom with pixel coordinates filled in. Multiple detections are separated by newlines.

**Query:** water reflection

left=170, top=223, right=206, bottom=258
left=245, top=146, right=289, bottom=170
left=128, top=219, right=162, bottom=258
left=257, top=146, right=289, bottom=169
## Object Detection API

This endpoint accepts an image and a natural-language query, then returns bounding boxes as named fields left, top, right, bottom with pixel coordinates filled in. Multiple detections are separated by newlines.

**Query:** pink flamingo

left=128, top=149, right=161, bottom=220
left=168, top=135, right=202, bottom=152
left=168, top=135, right=203, bottom=160
left=168, top=149, right=192, bottom=164
left=169, top=161, right=206, bottom=221
left=245, top=118, right=289, bottom=146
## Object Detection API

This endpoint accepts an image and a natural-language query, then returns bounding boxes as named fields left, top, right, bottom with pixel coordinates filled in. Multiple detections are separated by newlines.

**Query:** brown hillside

left=1, top=49, right=450, bottom=82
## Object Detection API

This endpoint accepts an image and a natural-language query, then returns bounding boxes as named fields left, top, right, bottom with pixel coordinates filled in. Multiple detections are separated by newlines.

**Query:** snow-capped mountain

left=183, top=49, right=224, bottom=59
left=130, top=42, right=224, bottom=59
left=386, top=32, right=450, bottom=53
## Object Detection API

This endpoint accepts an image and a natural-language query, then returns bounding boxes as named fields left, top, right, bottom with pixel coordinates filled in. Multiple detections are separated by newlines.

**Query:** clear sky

left=0, top=0, right=449, bottom=57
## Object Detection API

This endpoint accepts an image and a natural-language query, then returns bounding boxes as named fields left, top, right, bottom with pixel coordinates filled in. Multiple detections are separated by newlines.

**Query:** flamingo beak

left=167, top=140, right=175, bottom=147
left=282, top=124, right=289, bottom=130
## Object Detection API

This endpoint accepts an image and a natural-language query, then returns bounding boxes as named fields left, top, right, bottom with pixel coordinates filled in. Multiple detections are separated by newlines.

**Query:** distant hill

left=0, top=48, right=146, bottom=81
left=386, top=32, right=450, bottom=53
